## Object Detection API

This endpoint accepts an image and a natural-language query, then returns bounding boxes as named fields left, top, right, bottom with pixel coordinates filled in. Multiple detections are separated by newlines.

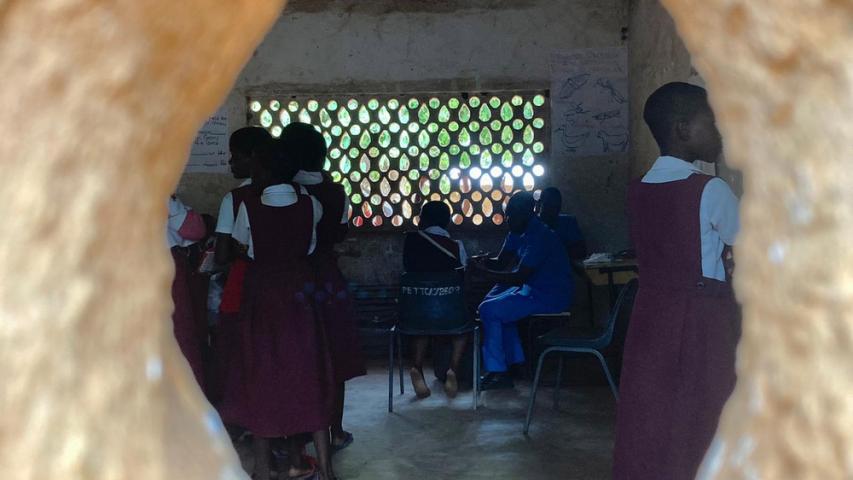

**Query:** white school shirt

left=231, top=184, right=323, bottom=259
left=641, top=156, right=740, bottom=281
left=423, top=226, right=469, bottom=267
left=293, top=170, right=351, bottom=225
left=215, top=178, right=252, bottom=235
left=166, top=196, right=198, bottom=248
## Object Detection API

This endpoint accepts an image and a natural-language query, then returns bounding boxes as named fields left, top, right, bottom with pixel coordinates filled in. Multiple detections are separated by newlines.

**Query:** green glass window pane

left=533, top=142, right=544, bottom=153
left=469, top=96, right=481, bottom=108
left=400, top=177, right=412, bottom=196
left=269, top=100, right=280, bottom=111
left=379, top=155, right=390, bottom=172
left=458, top=128, right=471, bottom=147
left=350, top=124, right=361, bottom=135
left=250, top=100, right=262, bottom=112
left=428, top=169, right=440, bottom=180
left=523, top=149, right=535, bottom=166
left=458, top=105, right=471, bottom=122
left=479, top=128, right=493, bottom=145
left=368, top=98, right=380, bottom=110
left=357, top=106, right=370, bottom=124
left=378, top=107, right=391, bottom=125
left=388, top=98, right=399, bottom=110
left=501, top=126, right=514, bottom=144
left=419, top=154, right=430, bottom=171
left=470, top=144, right=481, bottom=155
left=533, top=118, right=545, bottom=129
left=498, top=103, right=513, bottom=124
left=378, top=130, right=391, bottom=148
left=369, top=171, right=381, bottom=182
left=459, top=152, right=472, bottom=168
left=369, top=123, right=381, bottom=134
left=340, top=158, right=351, bottom=174
left=448, top=121, right=459, bottom=132
left=260, top=110, right=273, bottom=127
left=438, top=106, right=451, bottom=123
left=469, top=121, right=480, bottom=132
left=327, top=100, right=338, bottom=111
left=369, top=147, right=380, bottom=158
left=407, top=122, right=419, bottom=133
left=513, top=143, right=524, bottom=153
left=418, top=130, right=430, bottom=148
left=288, top=101, right=300, bottom=112
left=389, top=148, right=401, bottom=159
left=359, top=155, right=370, bottom=173
left=428, top=97, right=440, bottom=109
left=513, top=119, right=524, bottom=130
left=478, top=104, right=491, bottom=122
left=398, top=107, right=410, bottom=124
left=349, top=148, right=359, bottom=158
left=339, top=133, right=351, bottom=149
left=440, top=175, right=451, bottom=195
left=389, top=122, right=400, bottom=133
left=319, top=109, right=332, bottom=128
left=533, top=94, right=546, bottom=107
left=351, top=193, right=362, bottom=204
left=428, top=146, right=440, bottom=158
left=342, top=179, right=351, bottom=195
left=439, top=153, right=450, bottom=170
left=448, top=98, right=460, bottom=109
left=308, top=100, right=319, bottom=111
left=408, top=146, right=419, bottom=156
left=438, top=129, right=451, bottom=147
left=480, top=151, right=492, bottom=168
left=419, top=177, right=431, bottom=196
left=502, top=150, right=514, bottom=167
left=350, top=171, right=360, bottom=183
left=449, top=145, right=461, bottom=155
left=322, top=132, right=333, bottom=148
left=427, top=123, right=439, bottom=134
left=511, top=95, right=523, bottom=106
left=409, top=169, right=420, bottom=181
left=523, top=125, right=535, bottom=144
left=279, top=110, right=291, bottom=127
left=298, top=109, right=311, bottom=123
left=418, top=104, right=430, bottom=124
left=489, top=96, right=501, bottom=108
left=523, top=102, right=534, bottom=120
left=361, top=178, right=372, bottom=196
left=330, top=148, right=341, bottom=159
left=331, top=171, right=342, bottom=182
left=491, top=143, right=504, bottom=154
left=330, top=125, right=342, bottom=136
left=399, top=155, right=410, bottom=171
left=323, top=159, right=331, bottom=171
left=490, top=120, right=502, bottom=131
left=381, top=179, right=391, bottom=197
left=359, top=131, right=371, bottom=149
left=408, top=98, right=419, bottom=109
left=399, top=131, right=410, bottom=149
left=338, top=108, right=351, bottom=127
left=347, top=99, right=359, bottom=110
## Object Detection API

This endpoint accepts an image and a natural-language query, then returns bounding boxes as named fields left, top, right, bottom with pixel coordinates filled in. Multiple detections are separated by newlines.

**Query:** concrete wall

left=177, top=0, right=629, bottom=284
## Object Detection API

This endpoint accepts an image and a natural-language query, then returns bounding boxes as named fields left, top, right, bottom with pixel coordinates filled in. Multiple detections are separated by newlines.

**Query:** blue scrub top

left=503, top=214, right=584, bottom=254
left=502, top=217, right=573, bottom=303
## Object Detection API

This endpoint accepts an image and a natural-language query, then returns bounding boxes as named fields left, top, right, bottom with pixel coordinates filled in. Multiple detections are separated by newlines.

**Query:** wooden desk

left=583, top=259, right=639, bottom=307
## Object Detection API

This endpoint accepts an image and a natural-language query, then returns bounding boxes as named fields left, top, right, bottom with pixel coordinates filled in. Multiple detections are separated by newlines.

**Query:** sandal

left=331, top=431, right=354, bottom=453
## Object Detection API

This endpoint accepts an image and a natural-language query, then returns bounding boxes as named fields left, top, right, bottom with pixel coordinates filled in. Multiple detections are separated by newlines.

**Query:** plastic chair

left=523, top=279, right=638, bottom=434
left=388, top=271, right=481, bottom=412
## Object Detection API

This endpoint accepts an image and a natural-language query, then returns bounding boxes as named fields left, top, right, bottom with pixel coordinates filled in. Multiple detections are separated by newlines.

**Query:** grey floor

left=237, top=362, right=616, bottom=480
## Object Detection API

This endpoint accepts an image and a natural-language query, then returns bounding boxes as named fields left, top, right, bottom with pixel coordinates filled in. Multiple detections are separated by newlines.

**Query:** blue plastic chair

left=389, top=271, right=480, bottom=412
left=523, top=279, right=638, bottom=434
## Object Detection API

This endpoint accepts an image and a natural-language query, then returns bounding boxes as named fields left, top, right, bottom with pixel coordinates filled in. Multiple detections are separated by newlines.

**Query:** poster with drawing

left=551, top=47, right=629, bottom=156
left=184, top=108, right=229, bottom=173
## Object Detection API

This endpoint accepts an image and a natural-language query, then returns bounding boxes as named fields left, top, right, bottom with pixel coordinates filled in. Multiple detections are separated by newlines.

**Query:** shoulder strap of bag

left=417, top=230, right=459, bottom=262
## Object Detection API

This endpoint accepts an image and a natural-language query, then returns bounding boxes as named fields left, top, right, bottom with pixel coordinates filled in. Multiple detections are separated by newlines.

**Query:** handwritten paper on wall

left=184, top=108, right=229, bottom=173
left=551, top=47, right=629, bottom=157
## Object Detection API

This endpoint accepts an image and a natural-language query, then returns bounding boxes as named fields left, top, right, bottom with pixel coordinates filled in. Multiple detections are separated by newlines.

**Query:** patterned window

left=248, top=92, right=549, bottom=229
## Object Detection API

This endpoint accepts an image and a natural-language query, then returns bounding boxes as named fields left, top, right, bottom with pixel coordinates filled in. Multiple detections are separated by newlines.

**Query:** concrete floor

left=238, top=362, right=616, bottom=480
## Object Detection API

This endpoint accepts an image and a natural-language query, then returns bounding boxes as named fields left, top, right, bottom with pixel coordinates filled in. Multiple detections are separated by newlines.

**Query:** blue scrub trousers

left=479, top=285, right=565, bottom=373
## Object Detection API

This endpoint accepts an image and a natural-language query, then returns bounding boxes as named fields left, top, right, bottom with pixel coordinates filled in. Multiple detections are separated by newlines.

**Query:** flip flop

left=331, top=431, right=354, bottom=453
left=286, top=465, right=317, bottom=480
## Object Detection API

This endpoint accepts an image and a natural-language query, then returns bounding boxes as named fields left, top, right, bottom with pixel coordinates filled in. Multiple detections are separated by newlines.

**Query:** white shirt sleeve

left=215, top=192, right=235, bottom=235
left=456, top=240, right=468, bottom=267
left=341, top=195, right=351, bottom=224
left=231, top=202, right=254, bottom=259
left=701, top=178, right=740, bottom=246
left=307, top=195, right=324, bottom=255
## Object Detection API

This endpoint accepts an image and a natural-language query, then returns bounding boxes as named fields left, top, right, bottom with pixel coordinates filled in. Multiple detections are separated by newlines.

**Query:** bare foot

left=445, top=369, right=458, bottom=398
left=410, top=367, right=431, bottom=399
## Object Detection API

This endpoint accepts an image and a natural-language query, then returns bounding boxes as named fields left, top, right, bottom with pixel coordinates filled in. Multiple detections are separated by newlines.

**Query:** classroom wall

left=177, top=0, right=630, bottom=284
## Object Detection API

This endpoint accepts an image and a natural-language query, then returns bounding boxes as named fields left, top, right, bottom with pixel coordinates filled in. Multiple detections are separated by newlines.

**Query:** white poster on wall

left=184, top=107, right=229, bottom=173
left=550, top=47, right=629, bottom=157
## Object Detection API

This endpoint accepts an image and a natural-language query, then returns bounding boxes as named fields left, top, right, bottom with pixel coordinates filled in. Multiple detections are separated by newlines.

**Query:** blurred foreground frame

left=0, top=0, right=850, bottom=479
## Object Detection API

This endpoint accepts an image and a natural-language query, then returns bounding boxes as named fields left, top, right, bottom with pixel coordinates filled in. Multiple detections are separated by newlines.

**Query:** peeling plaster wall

left=178, top=0, right=628, bottom=284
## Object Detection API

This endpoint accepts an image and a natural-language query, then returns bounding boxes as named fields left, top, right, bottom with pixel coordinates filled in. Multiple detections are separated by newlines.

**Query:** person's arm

left=471, top=262, right=535, bottom=286
left=230, top=203, right=253, bottom=259
left=213, top=193, right=236, bottom=265
left=703, top=178, right=740, bottom=246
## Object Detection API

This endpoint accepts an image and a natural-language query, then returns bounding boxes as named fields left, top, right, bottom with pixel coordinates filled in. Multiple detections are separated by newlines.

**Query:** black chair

left=388, top=271, right=481, bottom=412
left=523, top=279, right=638, bottom=434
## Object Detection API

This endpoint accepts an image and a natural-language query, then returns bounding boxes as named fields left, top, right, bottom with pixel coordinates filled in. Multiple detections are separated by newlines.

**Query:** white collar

left=423, top=226, right=451, bottom=238
left=238, top=178, right=252, bottom=187
left=260, top=183, right=300, bottom=207
left=293, top=170, right=323, bottom=185
left=642, top=156, right=705, bottom=184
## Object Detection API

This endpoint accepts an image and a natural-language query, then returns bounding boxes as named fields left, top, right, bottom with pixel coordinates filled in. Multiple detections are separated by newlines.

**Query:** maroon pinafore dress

left=303, top=178, right=366, bottom=384
left=613, top=174, right=741, bottom=479
left=235, top=189, right=334, bottom=437
left=171, top=247, right=206, bottom=391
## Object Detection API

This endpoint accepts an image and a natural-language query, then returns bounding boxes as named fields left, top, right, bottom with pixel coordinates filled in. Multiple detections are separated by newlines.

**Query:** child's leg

left=312, top=429, right=336, bottom=480
left=449, top=334, right=468, bottom=373
left=286, top=435, right=314, bottom=477
left=411, top=336, right=429, bottom=370
left=410, top=336, right=431, bottom=398
left=330, top=383, right=351, bottom=446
